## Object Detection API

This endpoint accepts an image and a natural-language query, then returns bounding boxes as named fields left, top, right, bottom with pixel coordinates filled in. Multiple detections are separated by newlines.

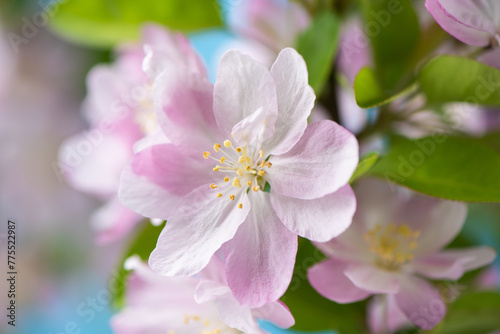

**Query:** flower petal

left=153, top=68, right=220, bottom=156
left=214, top=50, right=278, bottom=137
left=224, top=191, right=297, bottom=307
left=368, top=295, right=411, bottom=334
left=91, top=197, right=143, bottom=244
left=149, top=186, right=250, bottom=277
left=410, top=247, right=497, bottom=280
left=394, top=275, right=446, bottom=330
left=425, top=0, right=495, bottom=46
left=308, top=258, right=372, bottom=303
left=262, top=48, right=315, bottom=155
left=130, top=143, right=210, bottom=197
left=267, top=120, right=358, bottom=200
left=253, top=301, right=295, bottom=329
left=344, top=263, right=400, bottom=294
left=215, top=294, right=264, bottom=334
left=118, top=163, right=181, bottom=220
left=231, top=107, right=275, bottom=147
left=142, top=24, right=207, bottom=79
left=270, top=184, right=356, bottom=242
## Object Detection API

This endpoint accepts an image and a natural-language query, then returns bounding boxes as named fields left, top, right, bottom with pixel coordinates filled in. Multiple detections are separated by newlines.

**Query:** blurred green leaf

left=350, top=152, right=380, bottom=183
left=360, top=0, right=420, bottom=90
left=369, top=135, right=500, bottom=202
left=111, top=220, right=165, bottom=309
left=50, top=0, right=222, bottom=48
left=418, top=56, right=500, bottom=106
left=354, top=67, right=417, bottom=108
left=296, top=11, right=341, bottom=94
left=282, top=239, right=367, bottom=333
left=426, top=292, right=500, bottom=334
left=479, top=131, right=500, bottom=154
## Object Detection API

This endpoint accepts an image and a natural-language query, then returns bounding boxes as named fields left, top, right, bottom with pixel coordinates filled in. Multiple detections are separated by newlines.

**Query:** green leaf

left=111, top=221, right=165, bottom=309
left=418, top=56, right=500, bottom=106
left=354, top=67, right=417, bottom=108
left=296, top=11, right=341, bottom=94
left=369, top=135, right=500, bottom=202
left=360, top=0, right=420, bottom=90
left=350, top=152, right=380, bottom=183
left=50, top=0, right=222, bottom=48
left=282, top=239, right=367, bottom=333
left=426, top=292, right=500, bottom=334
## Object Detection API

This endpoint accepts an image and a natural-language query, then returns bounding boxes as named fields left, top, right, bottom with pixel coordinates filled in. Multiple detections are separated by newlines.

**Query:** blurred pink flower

left=58, top=25, right=204, bottom=243
left=111, top=256, right=294, bottom=334
left=229, top=0, right=310, bottom=55
left=426, top=0, right=500, bottom=46
left=120, top=47, right=358, bottom=307
left=308, top=179, right=496, bottom=332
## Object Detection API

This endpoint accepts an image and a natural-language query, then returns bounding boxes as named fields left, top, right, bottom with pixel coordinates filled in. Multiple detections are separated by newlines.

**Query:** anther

left=220, top=157, right=226, bottom=164
left=213, top=167, right=219, bottom=172
left=229, top=195, right=235, bottom=201
left=259, top=150, right=264, bottom=157
left=237, top=169, right=243, bottom=177
left=247, top=181, right=252, bottom=186
left=258, top=170, right=266, bottom=176
left=232, top=177, right=241, bottom=188
left=252, top=186, right=260, bottom=192
left=213, top=143, right=221, bottom=152
left=224, top=140, right=232, bottom=148
left=236, top=147, right=242, bottom=153
left=203, top=152, right=210, bottom=159
left=223, top=177, right=229, bottom=182
left=238, top=203, right=243, bottom=209
left=210, top=183, right=218, bottom=189
left=217, top=193, right=223, bottom=198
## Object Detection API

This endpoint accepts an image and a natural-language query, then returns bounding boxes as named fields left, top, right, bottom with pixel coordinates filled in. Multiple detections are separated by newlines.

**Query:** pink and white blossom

left=426, top=0, right=500, bottom=47
left=119, top=47, right=359, bottom=307
left=308, top=179, right=496, bottom=332
left=59, top=25, right=204, bottom=243
left=111, top=256, right=294, bottom=334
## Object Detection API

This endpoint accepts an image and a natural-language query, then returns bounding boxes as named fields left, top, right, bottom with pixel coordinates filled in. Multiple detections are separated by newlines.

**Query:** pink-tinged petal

left=133, top=129, right=170, bottom=153
left=149, top=186, right=250, bottom=277
left=368, top=295, right=411, bottom=334
left=344, top=264, right=400, bottom=294
left=130, top=144, right=209, bottom=197
left=308, top=258, right=372, bottom=303
left=253, top=301, right=295, bottom=329
left=195, top=280, right=231, bottom=304
left=59, top=127, right=137, bottom=197
left=425, top=0, right=495, bottom=46
left=410, top=247, right=497, bottom=280
left=271, top=184, right=356, bottom=242
left=224, top=191, right=297, bottom=307
left=267, top=120, right=359, bottom=200
left=215, top=294, right=265, bottom=334
left=394, top=275, right=446, bottom=330
left=232, top=107, right=275, bottom=147
left=142, top=24, right=207, bottom=79
left=228, top=0, right=310, bottom=52
left=478, top=48, right=500, bottom=70
left=92, top=197, right=143, bottom=244
left=214, top=50, right=278, bottom=137
left=262, top=48, right=315, bottom=155
left=153, top=68, right=220, bottom=156
left=198, top=255, right=228, bottom=286
left=119, top=163, right=181, bottom=219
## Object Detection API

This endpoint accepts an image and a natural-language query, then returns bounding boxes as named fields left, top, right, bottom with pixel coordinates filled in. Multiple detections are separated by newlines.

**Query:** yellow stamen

left=213, top=167, right=219, bottom=172
left=258, top=170, right=266, bottom=176
left=203, top=151, right=210, bottom=159
left=220, top=156, right=226, bottom=164
left=238, top=203, right=243, bottom=209
left=210, top=183, right=218, bottom=189
left=217, top=193, right=223, bottom=198
left=237, top=169, right=244, bottom=177
left=213, top=143, right=221, bottom=152
left=259, top=150, right=264, bottom=158
left=229, top=195, right=235, bottom=201
left=232, top=177, right=241, bottom=188
left=223, top=177, right=230, bottom=182
left=236, top=147, right=242, bottom=153
left=247, top=181, right=252, bottom=186
left=224, top=140, right=232, bottom=148
left=252, top=186, right=260, bottom=192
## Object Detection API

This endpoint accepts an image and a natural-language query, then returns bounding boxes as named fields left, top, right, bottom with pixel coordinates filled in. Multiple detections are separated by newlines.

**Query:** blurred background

left=0, top=0, right=499, bottom=333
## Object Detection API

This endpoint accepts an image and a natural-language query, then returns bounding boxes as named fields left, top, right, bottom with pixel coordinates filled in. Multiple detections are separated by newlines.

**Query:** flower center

left=203, top=139, right=272, bottom=209
left=364, top=223, right=421, bottom=270
left=171, top=315, right=241, bottom=334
